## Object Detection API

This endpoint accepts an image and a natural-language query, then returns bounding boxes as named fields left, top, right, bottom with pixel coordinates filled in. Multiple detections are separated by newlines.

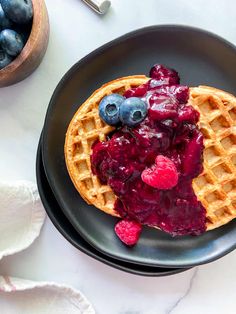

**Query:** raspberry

left=114, top=219, right=142, bottom=246
left=182, top=133, right=204, bottom=177
left=123, top=83, right=148, bottom=98
left=141, top=155, right=178, bottom=190
left=149, top=64, right=180, bottom=85
left=178, top=105, right=200, bottom=123
left=149, top=93, right=178, bottom=121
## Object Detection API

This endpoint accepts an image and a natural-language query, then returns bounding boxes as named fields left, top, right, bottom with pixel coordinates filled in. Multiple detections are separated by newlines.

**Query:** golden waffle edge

left=65, top=76, right=236, bottom=231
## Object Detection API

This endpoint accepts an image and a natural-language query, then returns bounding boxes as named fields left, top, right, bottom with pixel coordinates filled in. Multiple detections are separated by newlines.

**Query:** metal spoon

left=82, top=0, right=111, bottom=14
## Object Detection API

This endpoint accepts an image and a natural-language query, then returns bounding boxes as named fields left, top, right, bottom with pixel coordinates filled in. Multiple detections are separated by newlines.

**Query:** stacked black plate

left=37, top=25, right=236, bottom=276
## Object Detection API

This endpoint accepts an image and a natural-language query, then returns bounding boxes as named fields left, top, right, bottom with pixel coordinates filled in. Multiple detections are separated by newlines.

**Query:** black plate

left=36, top=135, right=187, bottom=276
left=42, top=25, right=236, bottom=267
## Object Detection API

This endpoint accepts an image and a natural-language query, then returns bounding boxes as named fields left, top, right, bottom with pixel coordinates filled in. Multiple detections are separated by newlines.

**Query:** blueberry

left=0, top=4, right=13, bottom=30
left=1, top=0, right=33, bottom=24
left=0, top=49, right=13, bottom=69
left=120, top=97, right=147, bottom=127
left=13, top=22, right=32, bottom=44
left=99, top=94, right=125, bottom=126
left=0, top=29, right=24, bottom=56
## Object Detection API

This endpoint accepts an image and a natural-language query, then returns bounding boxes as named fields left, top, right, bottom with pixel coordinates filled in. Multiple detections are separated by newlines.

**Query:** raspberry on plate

left=114, top=219, right=142, bottom=246
left=141, top=155, right=179, bottom=190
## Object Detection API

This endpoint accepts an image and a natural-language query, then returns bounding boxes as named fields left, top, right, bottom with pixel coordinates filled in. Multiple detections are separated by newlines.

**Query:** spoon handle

left=82, top=0, right=111, bottom=14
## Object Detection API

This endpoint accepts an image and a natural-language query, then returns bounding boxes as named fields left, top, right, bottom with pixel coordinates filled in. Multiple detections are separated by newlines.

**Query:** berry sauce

left=91, top=66, right=206, bottom=236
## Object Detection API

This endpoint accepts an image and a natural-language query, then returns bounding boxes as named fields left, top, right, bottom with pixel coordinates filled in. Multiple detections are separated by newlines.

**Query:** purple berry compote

left=91, top=64, right=206, bottom=236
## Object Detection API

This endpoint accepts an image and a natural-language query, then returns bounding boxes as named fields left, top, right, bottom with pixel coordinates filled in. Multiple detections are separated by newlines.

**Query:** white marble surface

left=0, top=0, right=236, bottom=313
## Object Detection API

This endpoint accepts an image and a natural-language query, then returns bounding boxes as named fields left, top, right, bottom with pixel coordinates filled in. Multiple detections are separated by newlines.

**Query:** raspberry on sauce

left=141, top=155, right=179, bottom=190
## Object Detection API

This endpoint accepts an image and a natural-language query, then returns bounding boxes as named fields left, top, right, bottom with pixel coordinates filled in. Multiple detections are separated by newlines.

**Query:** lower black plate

left=36, top=134, right=187, bottom=276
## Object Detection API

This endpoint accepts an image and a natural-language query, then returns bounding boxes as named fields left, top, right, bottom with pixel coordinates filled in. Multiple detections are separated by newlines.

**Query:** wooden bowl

left=0, top=0, right=49, bottom=87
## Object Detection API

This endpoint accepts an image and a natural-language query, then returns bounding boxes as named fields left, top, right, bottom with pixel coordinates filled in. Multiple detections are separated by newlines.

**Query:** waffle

left=191, top=86, right=236, bottom=230
left=65, top=76, right=149, bottom=217
left=65, top=77, right=236, bottom=231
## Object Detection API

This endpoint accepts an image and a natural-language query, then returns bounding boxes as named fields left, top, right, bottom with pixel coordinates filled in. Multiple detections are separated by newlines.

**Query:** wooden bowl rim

left=0, top=0, right=47, bottom=75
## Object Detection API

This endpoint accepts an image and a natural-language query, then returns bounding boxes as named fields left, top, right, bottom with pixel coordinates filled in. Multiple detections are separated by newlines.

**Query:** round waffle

left=65, top=76, right=148, bottom=217
left=190, top=86, right=236, bottom=230
left=65, top=77, right=236, bottom=231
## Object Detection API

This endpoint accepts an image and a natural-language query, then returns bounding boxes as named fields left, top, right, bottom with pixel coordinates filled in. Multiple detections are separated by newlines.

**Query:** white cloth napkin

left=0, top=181, right=95, bottom=314
left=0, top=277, right=95, bottom=314
left=0, top=181, right=45, bottom=260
